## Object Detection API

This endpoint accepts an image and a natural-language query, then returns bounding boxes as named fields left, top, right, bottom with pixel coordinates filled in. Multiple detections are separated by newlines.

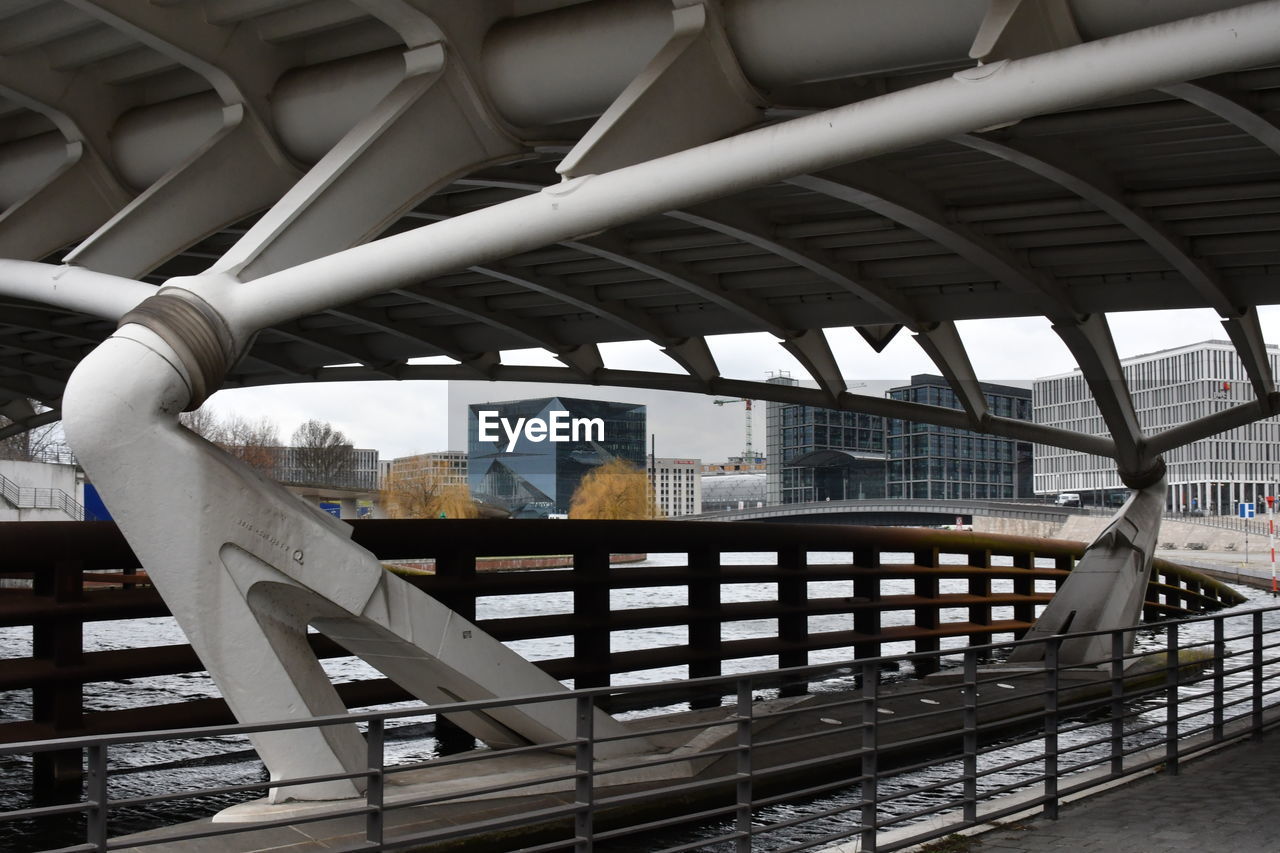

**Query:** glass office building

left=467, top=396, right=646, bottom=517
left=886, top=374, right=1033, bottom=500
left=1034, top=340, right=1280, bottom=512
left=765, top=376, right=887, bottom=505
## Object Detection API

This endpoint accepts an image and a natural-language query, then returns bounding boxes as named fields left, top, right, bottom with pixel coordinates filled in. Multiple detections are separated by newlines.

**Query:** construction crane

left=714, top=380, right=867, bottom=461
left=712, top=397, right=755, bottom=460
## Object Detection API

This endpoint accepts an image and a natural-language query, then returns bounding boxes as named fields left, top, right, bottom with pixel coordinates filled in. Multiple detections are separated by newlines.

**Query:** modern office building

left=763, top=375, right=1033, bottom=504
left=380, top=450, right=468, bottom=490
left=886, top=375, right=1034, bottom=501
left=765, top=374, right=887, bottom=505
left=467, top=396, right=647, bottom=517
left=648, top=457, right=702, bottom=517
left=270, top=445, right=381, bottom=490
left=1035, top=340, right=1280, bottom=512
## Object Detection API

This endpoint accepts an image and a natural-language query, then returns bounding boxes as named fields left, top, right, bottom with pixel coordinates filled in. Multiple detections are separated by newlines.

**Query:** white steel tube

left=221, top=0, right=1280, bottom=335
left=0, top=259, right=154, bottom=320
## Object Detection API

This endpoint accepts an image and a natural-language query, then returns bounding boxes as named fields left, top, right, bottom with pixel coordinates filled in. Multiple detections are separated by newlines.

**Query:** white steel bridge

left=1, top=0, right=1279, bottom=813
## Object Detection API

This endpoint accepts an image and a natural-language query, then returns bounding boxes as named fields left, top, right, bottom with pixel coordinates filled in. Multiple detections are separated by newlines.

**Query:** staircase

left=0, top=472, right=87, bottom=521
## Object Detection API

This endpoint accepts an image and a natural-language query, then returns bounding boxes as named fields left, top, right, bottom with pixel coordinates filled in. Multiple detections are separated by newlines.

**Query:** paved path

left=960, top=551, right=1280, bottom=852
left=972, top=733, right=1280, bottom=852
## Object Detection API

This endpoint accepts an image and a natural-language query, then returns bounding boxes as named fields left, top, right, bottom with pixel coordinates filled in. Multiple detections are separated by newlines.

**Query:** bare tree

left=224, top=414, right=282, bottom=474
left=289, top=418, right=355, bottom=486
left=177, top=407, right=221, bottom=442
left=0, top=400, right=66, bottom=462
left=178, top=408, right=280, bottom=475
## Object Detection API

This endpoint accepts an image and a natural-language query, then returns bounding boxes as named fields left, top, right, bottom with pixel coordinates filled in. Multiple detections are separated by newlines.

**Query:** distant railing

left=1, top=604, right=1275, bottom=853
left=25, top=445, right=77, bottom=467
left=1159, top=509, right=1274, bottom=537
left=1030, top=502, right=1275, bottom=539
left=0, top=473, right=86, bottom=521
left=696, top=497, right=1087, bottom=523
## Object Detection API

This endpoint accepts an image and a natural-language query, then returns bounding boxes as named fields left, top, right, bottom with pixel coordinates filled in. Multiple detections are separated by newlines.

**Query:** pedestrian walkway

left=969, top=732, right=1280, bottom=852
left=1172, top=550, right=1280, bottom=596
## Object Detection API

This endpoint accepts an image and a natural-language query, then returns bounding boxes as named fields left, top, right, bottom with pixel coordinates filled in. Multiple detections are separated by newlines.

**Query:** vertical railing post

left=1011, top=550, right=1035, bottom=639
left=967, top=550, right=993, bottom=647
left=853, top=547, right=881, bottom=659
left=962, top=648, right=978, bottom=824
left=1110, top=630, right=1124, bottom=777
left=1043, top=637, right=1060, bottom=820
left=1212, top=617, right=1225, bottom=743
left=1252, top=610, right=1264, bottom=738
left=575, top=694, right=595, bottom=853
left=432, top=548, right=478, bottom=753
left=688, top=545, right=722, bottom=708
left=86, top=743, right=108, bottom=852
left=32, top=559, right=85, bottom=804
left=735, top=677, right=753, bottom=853
left=913, top=547, right=941, bottom=675
left=1165, top=622, right=1180, bottom=774
left=859, top=659, right=879, bottom=853
left=573, top=548, right=612, bottom=691
left=778, top=544, right=808, bottom=696
left=366, top=718, right=384, bottom=848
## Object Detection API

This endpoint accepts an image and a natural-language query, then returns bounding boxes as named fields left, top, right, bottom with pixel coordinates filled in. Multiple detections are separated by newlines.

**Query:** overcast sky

left=201, top=306, right=1280, bottom=463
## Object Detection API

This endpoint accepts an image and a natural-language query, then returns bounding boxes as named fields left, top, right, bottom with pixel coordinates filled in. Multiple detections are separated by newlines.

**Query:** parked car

left=1055, top=493, right=1081, bottom=507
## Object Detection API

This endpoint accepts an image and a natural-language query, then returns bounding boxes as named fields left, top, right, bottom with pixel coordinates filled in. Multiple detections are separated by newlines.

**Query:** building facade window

left=467, top=397, right=646, bottom=517
left=885, top=376, right=1033, bottom=502
left=1033, top=340, right=1280, bottom=511
left=647, top=457, right=702, bottom=517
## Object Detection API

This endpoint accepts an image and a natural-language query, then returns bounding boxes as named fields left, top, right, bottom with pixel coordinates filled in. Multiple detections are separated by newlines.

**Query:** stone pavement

left=971, top=732, right=1280, bottom=852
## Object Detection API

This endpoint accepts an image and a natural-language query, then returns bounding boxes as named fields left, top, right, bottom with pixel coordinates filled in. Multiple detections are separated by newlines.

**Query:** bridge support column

left=1010, top=476, right=1167, bottom=667
left=61, top=298, right=643, bottom=804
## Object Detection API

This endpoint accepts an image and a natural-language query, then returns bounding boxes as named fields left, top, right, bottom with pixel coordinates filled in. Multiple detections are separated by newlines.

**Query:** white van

left=1055, top=493, right=1081, bottom=507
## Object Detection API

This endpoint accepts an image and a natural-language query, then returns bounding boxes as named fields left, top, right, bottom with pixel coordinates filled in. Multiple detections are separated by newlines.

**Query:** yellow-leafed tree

left=381, top=457, right=478, bottom=519
left=569, top=458, right=661, bottom=520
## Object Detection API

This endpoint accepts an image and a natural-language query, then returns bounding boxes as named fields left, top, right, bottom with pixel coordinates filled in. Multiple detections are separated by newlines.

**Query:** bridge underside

left=0, top=1, right=1275, bottom=462
left=0, top=0, right=1278, bottom=805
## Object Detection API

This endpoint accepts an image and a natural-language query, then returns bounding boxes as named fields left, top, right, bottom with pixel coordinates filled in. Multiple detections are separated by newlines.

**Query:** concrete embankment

left=977, top=510, right=1278, bottom=597
left=976, top=513, right=1265, bottom=559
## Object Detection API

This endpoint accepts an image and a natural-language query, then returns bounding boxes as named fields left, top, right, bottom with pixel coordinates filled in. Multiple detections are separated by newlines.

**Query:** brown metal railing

left=0, top=518, right=1245, bottom=802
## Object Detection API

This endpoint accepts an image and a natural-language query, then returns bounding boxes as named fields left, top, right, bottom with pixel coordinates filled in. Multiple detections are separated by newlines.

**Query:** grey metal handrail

left=26, top=445, right=77, bottom=466
left=1159, top=509, right=1272, bottom=537
left=1, top=604, right=1277, bottom=853
left=0, top=472, right=85, bottom=520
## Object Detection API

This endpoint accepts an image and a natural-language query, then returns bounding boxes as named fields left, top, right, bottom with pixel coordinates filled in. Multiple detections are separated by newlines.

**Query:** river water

left=0, top=551, right=1270, bottom=851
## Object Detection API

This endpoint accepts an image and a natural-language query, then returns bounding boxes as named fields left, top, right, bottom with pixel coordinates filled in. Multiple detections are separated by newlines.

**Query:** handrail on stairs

left=0, top=471, right=86, bottom=521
